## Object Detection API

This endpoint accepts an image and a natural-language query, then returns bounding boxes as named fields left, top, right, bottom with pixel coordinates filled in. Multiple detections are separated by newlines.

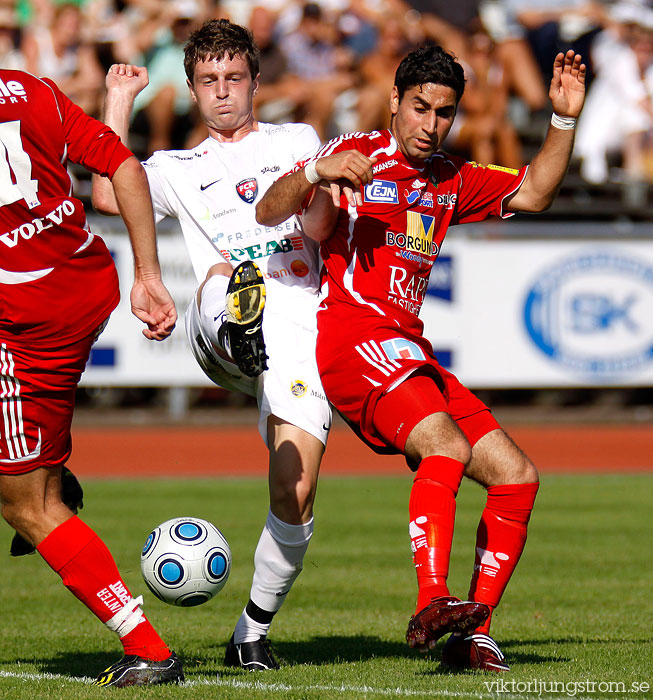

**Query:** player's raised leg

left=225, top=261, right=268, bottom=378
left=188, top=261, right=268, bottom=394
left=371, top=374, right=490, bottom=652
left=442, top=429, right=539, bottom=672
left=225, top=417, right=323, bottom=670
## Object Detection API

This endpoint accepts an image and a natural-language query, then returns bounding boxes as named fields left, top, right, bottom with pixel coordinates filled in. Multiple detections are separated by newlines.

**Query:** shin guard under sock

left=37, top=516, right=169, bottom=660
left=468, top=482, right=539, bottom=632
left=235, top=511, right=313, bottom=644
left=409, top=455, right=465, bottom=613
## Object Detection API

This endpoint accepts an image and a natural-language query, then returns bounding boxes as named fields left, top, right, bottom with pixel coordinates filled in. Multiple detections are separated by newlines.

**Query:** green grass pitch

left=0, top=474, right=651, bottom=699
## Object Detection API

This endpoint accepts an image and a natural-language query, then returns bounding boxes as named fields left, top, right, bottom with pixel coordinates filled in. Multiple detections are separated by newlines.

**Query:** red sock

left=468, top=482, right=539, bottom=633
left=409, top=455, right=465, bottom=614
left=37, top=516, right=170, bottom=660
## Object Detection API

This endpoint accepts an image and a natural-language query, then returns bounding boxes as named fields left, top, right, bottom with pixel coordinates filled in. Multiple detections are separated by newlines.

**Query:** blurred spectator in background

left=20, top=0, right=617, bottom=176
left=359, top=15, right=412, bottom=130
left=392, top=0, right=548, bottom=130
left=0, top=2, right=24, bottom=70
left=479, top=0, right=549, bottom=112
left=403, top=0, right=475, bottom=61
left=22, top=2, right=105, bottom=115
left=575, top=1, right=653, bottom=185
left=334, top=1, right=378, bottom=58
left=130, top=0, right=206, bottom=152
left=15, top=0, right=52, bottom=27
left=279, top=2, right=355, bottom=138
left=253, top=1, right=406, bottom=137
left=86, top=0, right=156, bottom=69
left=446, top=24, right=523, bottom=168
left=482, top=0, right=607, bottom=88
left=249, top=4, right=309, bottom=124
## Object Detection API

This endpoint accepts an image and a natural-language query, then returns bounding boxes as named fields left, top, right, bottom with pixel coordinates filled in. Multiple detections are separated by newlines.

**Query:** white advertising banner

left=82, top=219, right=653, bottom=388
left=421, top=237, right=653, bottom=387
left=81, top=224, right=212, bottom=387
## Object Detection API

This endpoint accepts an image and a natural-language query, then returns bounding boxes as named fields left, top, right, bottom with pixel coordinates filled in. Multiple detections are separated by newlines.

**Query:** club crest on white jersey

left=236, top=178, right=258, bottom=204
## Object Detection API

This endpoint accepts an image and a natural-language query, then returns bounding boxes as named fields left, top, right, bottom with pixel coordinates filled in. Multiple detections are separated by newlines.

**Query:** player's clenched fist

left=106, top=63, right=149, bottom=98
left=313, top=150, right=376, bottom=185
left=311, top=150, right=377, bottom=207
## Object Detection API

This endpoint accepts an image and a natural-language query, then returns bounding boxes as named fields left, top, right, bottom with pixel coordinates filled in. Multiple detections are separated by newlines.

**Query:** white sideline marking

left=188, top=677, right=459, bottom=697
left=2, top=670, right=609, bottom=700
left=0, top=670, right=476, bottom=697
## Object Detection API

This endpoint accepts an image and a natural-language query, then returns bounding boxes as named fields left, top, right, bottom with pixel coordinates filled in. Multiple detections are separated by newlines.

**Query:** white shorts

left=185, top=275, right=332, bottom=447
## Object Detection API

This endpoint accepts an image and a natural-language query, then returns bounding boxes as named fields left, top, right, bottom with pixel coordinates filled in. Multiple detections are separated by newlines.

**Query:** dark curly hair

left=184, top=19, right=260, bottom=82
left=394, top=44, right=465, bottom=104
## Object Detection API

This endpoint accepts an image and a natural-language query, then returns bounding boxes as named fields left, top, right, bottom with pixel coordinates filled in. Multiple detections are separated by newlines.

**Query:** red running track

left=66, top=424, right=653, bottom=477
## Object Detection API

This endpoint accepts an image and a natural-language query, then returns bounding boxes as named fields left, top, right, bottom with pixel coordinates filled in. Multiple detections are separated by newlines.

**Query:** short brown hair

left=184, top=19, right=259, bottom=82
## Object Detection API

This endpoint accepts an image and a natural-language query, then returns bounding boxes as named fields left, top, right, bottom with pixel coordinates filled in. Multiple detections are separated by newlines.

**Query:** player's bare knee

left=421, top=436, right=472, bottom=467
left=406, top=414, right=472, bottom=466
left=499, top=436, right=539, bottom=484
left=1, top=500, right=38, bottom=537
left=196, top=262, right=233, bottom=309
left=512, top=456, right=539, bottom=485
left=485, top=457, right=539, bottom=487
left=466, top=431, right=539, bottom=486
left=269, top=480, right=314, bottom=524
left=446, top=433, right=472, bottom=466
left=295, top=478, right=316, bottom=512
left=0, top=500, right=15, bottom=528
left=205, top=263, right=233, bottom=280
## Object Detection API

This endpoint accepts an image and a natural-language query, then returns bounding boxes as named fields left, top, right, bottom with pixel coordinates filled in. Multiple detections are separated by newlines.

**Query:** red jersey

left=0, top=71, right=132, bottom=346
left=296, top=129, right=527, bottom=445
left=310, top=129, right=526, bottom=354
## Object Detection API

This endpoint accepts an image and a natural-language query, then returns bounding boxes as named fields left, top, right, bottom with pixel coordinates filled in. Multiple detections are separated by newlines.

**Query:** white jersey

left=145, top=121, right=332, bottom=444
left=142, top=122, right=321, bottom=318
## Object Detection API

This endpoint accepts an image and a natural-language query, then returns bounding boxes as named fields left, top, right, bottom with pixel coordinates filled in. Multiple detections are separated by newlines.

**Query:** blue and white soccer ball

left=141, top=517, right=231, bottom=607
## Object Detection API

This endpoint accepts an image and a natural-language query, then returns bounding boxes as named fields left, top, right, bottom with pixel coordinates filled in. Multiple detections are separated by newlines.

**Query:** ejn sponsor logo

left=524, top=251, right=653, bottom=379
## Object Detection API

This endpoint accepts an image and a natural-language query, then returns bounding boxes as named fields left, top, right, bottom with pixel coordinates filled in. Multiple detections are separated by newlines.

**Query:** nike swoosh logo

left=322, top=423, right=330, bottom=432
left=200, top=179, right=221, bottom=191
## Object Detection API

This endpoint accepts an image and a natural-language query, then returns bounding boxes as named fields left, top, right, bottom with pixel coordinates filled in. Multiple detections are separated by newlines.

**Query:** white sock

left=234, top=510, right=314, bottom=643
left=233, top=607, right=270, bottom=645
left=198, top=273, right=230, bottom=348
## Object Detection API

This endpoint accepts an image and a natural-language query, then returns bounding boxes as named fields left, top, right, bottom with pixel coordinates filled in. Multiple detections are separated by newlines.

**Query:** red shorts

left=317, top=326, right=499, bottom=456
left=0, top=327, right=101, bottom=475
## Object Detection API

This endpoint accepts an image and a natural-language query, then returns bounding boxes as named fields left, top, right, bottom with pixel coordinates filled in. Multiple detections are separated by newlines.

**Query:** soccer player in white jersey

left=92, top=19, right=331, bottom=671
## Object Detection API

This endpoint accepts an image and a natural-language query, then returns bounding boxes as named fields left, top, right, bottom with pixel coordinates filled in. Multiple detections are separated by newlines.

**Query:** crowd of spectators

left=2, top=0, right=653, bottom=181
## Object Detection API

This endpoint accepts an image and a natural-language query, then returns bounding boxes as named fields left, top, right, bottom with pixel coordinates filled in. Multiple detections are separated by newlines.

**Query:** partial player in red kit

left=257, top=46, right=586, bottom=671
left=0, top=70, right=180, bottom=687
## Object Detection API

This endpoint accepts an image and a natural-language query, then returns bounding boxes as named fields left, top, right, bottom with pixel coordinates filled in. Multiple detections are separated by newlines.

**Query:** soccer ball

left=141, top=517, right=231, bottom=607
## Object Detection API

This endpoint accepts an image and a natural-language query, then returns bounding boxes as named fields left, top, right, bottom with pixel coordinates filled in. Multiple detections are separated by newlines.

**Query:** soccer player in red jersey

left=0, top=70, right=181, bottom=686
left=256, top=46, right=586, bottom=671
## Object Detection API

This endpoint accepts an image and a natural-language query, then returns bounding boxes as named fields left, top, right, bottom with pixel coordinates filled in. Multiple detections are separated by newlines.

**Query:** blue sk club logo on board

left=524, top=251, right=653, bottom=379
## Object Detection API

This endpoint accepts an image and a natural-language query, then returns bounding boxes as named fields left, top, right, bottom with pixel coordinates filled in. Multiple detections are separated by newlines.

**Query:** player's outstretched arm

left=506, top=50, right=586, bottom=213
left=92, top=64, right=149, bottom=216
left=112, top=156, right=177, bottom=340
left=256, top=150, right=376, bottom=236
